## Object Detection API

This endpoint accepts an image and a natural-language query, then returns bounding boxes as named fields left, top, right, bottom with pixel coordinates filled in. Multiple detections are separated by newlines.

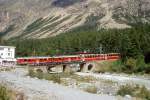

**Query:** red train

left=17, top=53, right=120, bottom=65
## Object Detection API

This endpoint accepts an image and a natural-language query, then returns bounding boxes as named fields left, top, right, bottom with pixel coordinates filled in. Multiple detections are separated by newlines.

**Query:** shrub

left=28, top=69, right=35, bottom=77
left=135, top=55, right=146, bottom=73
left=117, top=84, right=134, bottom=96
left=125, top=58, right=137, bottom=73
left=36, top=70, right=43, bottom=79
left=44, top=73, right=61, bottom=83
left=117, top=84, right=150, bottom=99
left=0, top=85, right=10, bottom=100
left=110, top=60, right=124, bottom=72
left=124, top=56, right=150, bottom=74
left=137, top=86, right=150, bottom=100
left=84, top=86, right=97, bottom=94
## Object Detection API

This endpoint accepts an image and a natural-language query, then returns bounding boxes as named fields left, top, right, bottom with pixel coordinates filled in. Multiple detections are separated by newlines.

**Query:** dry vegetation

left=0, top=85, right=17, bottom=100
left=31, top=71, right=97, bottom=94
left=84, top=86, right=97, bottom=94
left=117, top=84, right=150, bottom=100
left=28, top=68, right=118, bottom=95
left=0, top=68, right=12, bottom=72
left=0, top=84, right=26, bottom=100
left=93, top=61, right=115, bottom=73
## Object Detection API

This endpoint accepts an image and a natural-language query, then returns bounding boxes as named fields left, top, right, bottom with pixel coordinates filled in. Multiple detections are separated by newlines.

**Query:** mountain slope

left=0, top=0, right=150, bottom=39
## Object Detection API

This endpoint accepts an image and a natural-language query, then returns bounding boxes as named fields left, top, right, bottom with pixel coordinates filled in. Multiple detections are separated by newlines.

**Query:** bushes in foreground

left=0, top=85, right=10, bottom=100
left=117, top=84, right=150, bottom=100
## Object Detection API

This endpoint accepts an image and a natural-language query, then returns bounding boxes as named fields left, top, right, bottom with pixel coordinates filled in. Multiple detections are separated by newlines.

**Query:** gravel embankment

left=0, top=68, right=117, bottom=100
left=76, top=72, right=150, bottom=90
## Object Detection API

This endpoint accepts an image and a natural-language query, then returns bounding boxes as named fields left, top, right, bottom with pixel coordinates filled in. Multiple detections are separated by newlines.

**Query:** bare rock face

left=0, top=0, right=150, bottom=39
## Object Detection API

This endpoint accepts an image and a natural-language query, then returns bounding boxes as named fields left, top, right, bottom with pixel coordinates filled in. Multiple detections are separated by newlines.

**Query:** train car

left=17, top=55, right=82, bottom=65
left=17, top=53, right=120, bottom=65
left=80, top=53, right=120, bottom=61
left=107, top=53, right=120, bottom=60
left=17, top=57, right=48, bottom=65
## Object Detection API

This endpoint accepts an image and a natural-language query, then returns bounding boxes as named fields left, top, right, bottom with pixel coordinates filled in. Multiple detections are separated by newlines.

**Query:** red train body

left=17, top=53, right=120, bottom=65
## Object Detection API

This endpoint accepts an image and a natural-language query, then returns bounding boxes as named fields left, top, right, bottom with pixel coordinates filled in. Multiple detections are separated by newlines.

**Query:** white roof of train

left=17, top=53, right=120, bottom=59
left=17, top=55, right=79, bottom=59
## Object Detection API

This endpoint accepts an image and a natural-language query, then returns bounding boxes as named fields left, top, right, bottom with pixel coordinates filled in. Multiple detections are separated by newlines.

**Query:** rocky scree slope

left=0, top=0, right=150, bottom=39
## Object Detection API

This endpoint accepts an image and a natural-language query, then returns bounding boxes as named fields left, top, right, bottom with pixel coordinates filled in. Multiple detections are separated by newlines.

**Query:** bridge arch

left=79, top=62, right=95, bottom=72
left=87, top=64, right=93, bottom=71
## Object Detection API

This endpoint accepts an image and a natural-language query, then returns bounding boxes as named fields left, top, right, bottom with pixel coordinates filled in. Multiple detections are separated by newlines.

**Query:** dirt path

left=0, top=68, right=117, bottom=100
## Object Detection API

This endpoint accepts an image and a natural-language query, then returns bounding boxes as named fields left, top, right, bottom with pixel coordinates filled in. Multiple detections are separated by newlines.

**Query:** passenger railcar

left=17, top=53, right=120, bottom=65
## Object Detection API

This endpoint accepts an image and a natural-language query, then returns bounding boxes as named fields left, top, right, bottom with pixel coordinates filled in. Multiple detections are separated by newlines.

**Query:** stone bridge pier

left=30, top=61, right=98, bottom=73
left=47, top=65, right=73, bottom=73
left=31, top=64, right=76, bottom=73
left=79, top=62, right=96, bottom=72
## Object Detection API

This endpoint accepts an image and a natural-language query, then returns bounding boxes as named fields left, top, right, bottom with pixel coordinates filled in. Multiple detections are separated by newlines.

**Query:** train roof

left=17, top=55, right=79, bottom=59
left=17, top=53, right=120, bottom=59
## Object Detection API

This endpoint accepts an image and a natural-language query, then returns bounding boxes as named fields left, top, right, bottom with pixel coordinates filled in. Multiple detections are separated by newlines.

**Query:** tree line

left=4, top=23, right=149, bottom=58
left=0, top=23, right=149, bottom=73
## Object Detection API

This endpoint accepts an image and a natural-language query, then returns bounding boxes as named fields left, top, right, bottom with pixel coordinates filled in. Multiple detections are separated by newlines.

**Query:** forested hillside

left=5, top=24, right=150, bottom=58
left=0, top=23, right=149, bottom=73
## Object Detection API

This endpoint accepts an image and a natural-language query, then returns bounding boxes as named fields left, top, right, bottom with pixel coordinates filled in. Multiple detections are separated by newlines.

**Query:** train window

left=48, top=58, right=51, bottom=60
left=58, top=58, right=62, bottom=60
left=43, top=59, right=46, bottom=61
